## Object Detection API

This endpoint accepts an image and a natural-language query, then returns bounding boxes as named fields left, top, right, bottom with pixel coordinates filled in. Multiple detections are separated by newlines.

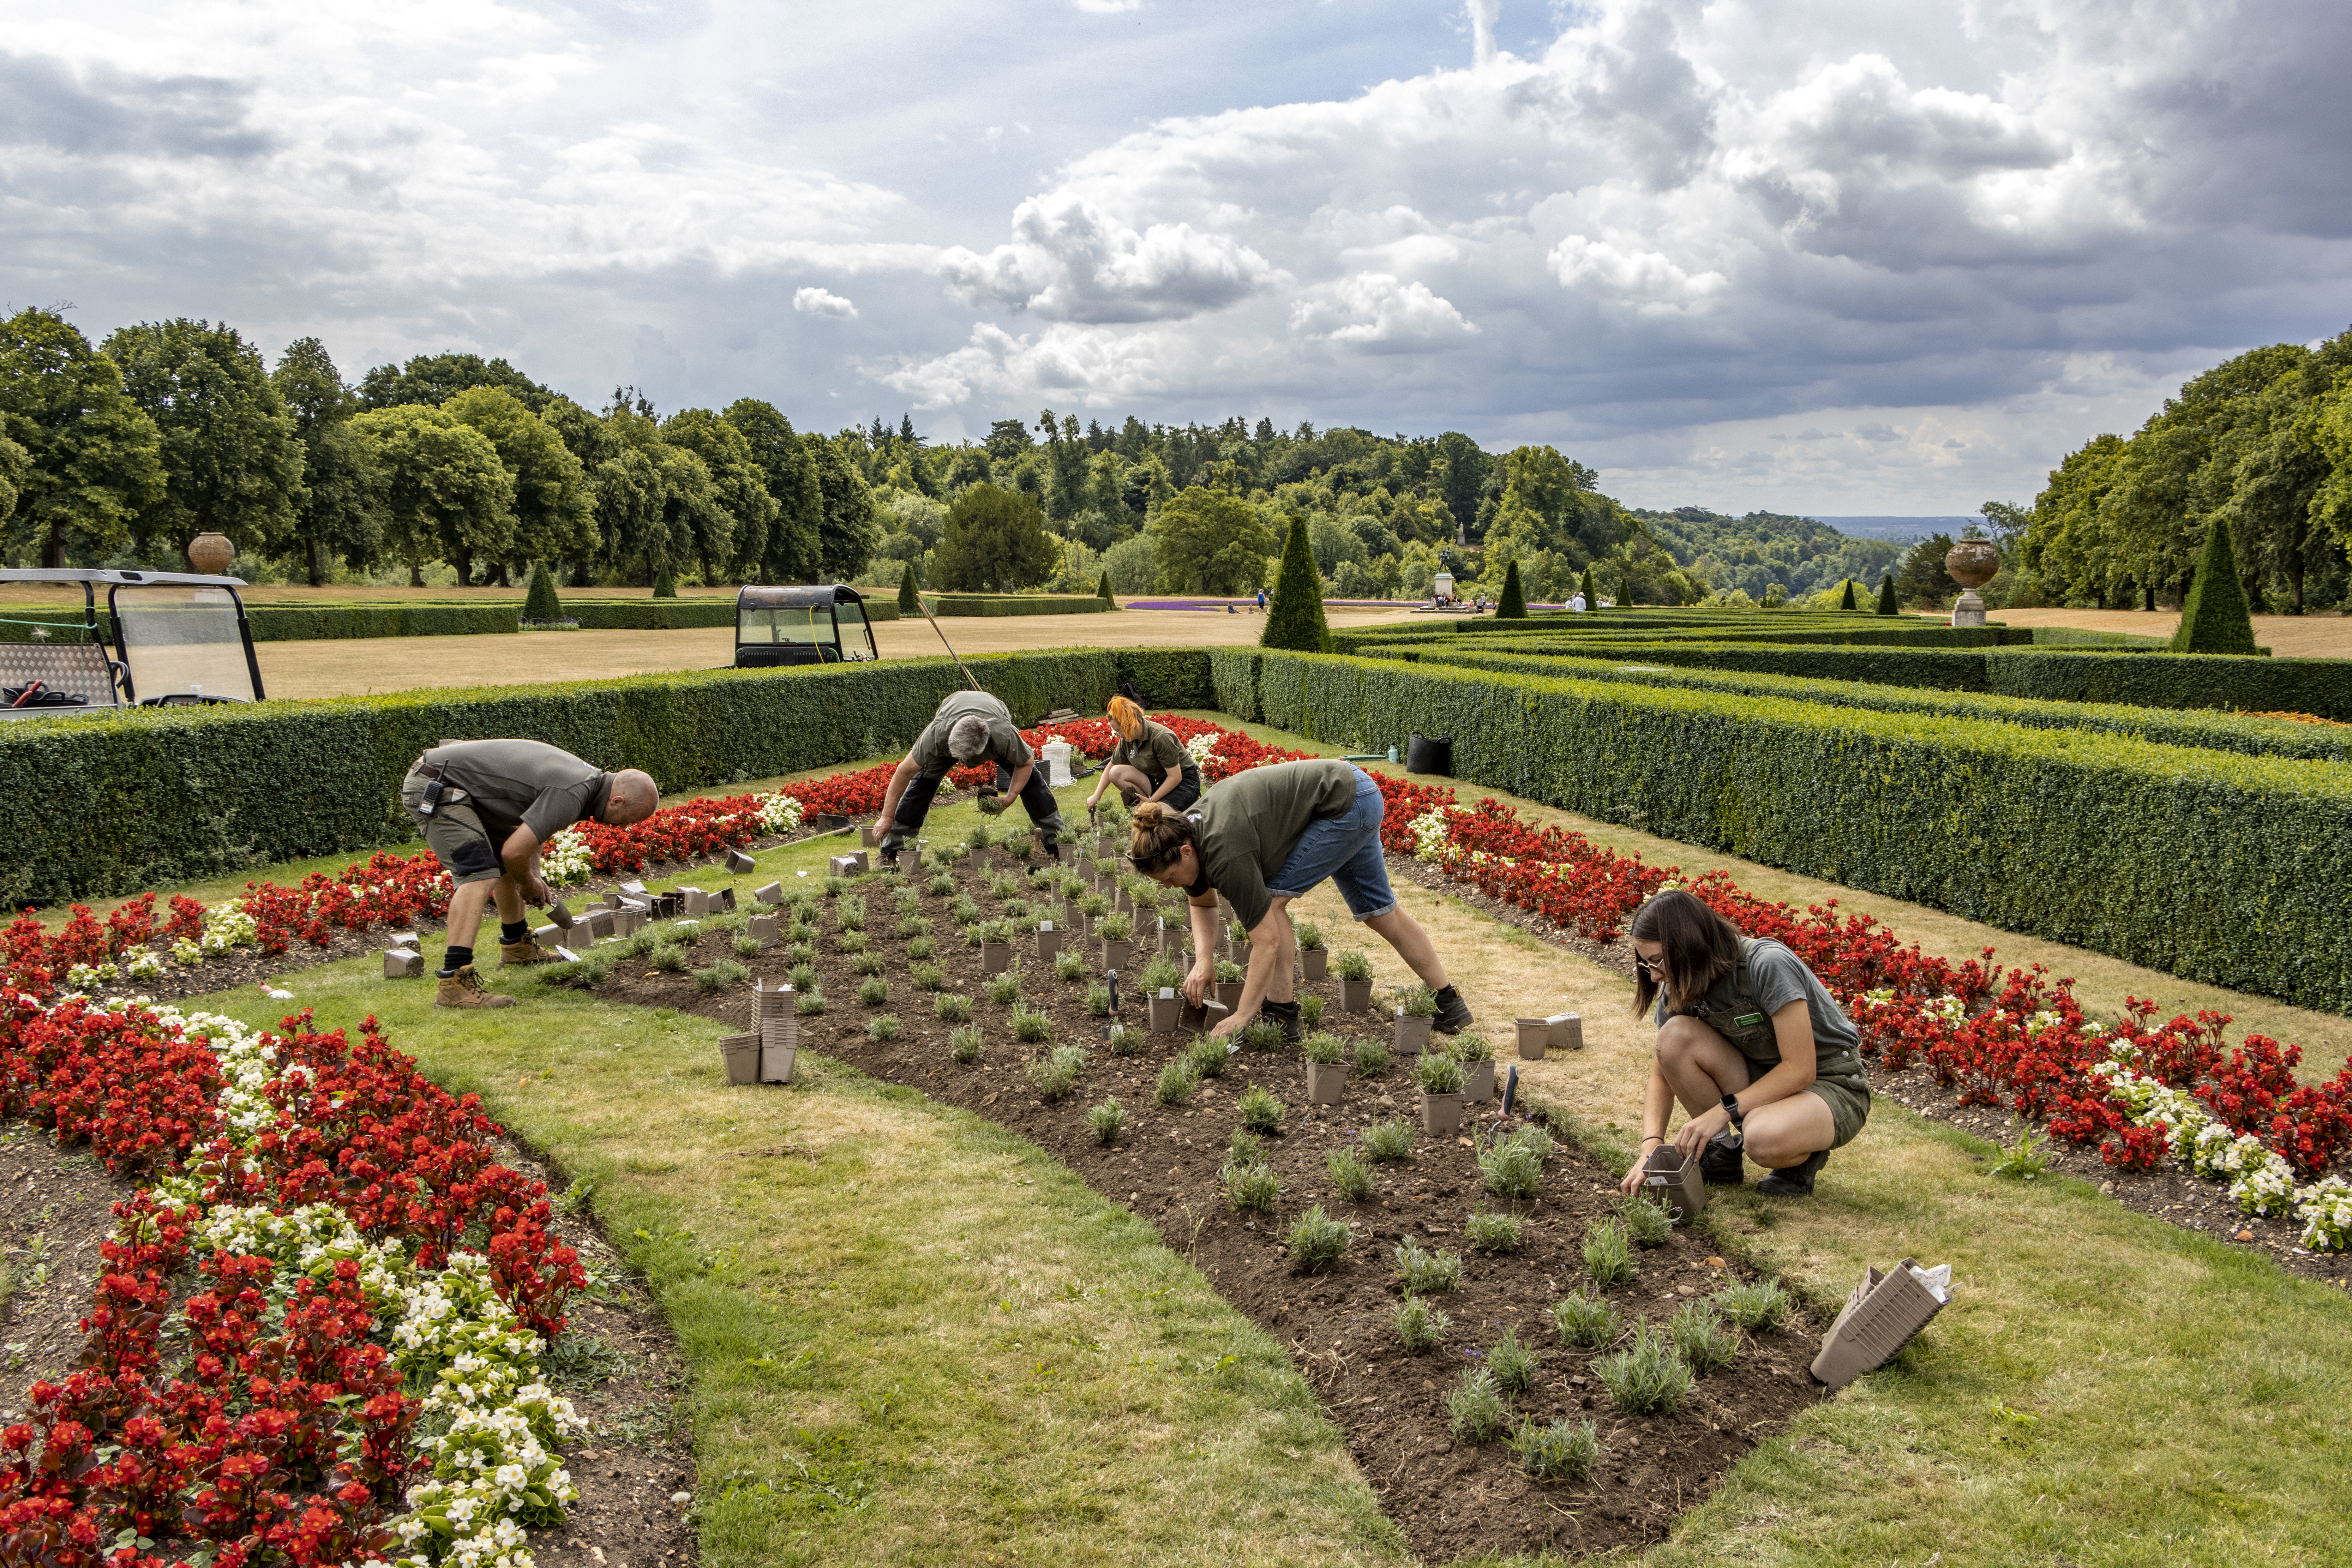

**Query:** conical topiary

left=1877, top=574, right=1897, bottom=615
left=1496, top=558, right=1528, bottom=618
left=523, top=562, right=563, bottom=623
left=1579, top=565, right=1596, bottom=608
left=652, top=562, right=678, bottom=599
left=899, top=560, right=921, bottom=613
left=2172, top=516, right=2258, bottom=655
left=1096, top=570, right=1117, bottom=607
left=1839, top=577, right=1857, bottom=611
left=1261, top=513, right=1329, bottom=653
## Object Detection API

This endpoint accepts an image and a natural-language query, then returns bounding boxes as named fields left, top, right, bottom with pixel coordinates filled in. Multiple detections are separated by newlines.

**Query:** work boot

left=1756, top=1149, right=1829, bottom=1197
left=1431, top=985, right=1474, bottom=1035
left=434, top=965, right=514, bottom=1009
left=1699, top=1132, right=1746, bottom=1186
left=499, top=938, right=557, bottom=967
left=1259, top=998, right=1303, bottom=1043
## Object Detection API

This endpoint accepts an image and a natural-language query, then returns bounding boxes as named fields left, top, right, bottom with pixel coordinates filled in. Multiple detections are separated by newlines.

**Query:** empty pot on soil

left=1420, top=1090, right=1466, bottom=1136
left=1514, top=1018, right=1549, bottom=1060
left=1462, top=1059, right=1495, bottom=1103
left=1396, top=1013, right=1433, bottom=1052
left=1306, top=1060, right=1347, bottom=1106
left=1301, top=949, right=1329, bottom=981
left=982, top=941, right=1013, bottom=975
left=1340, top=978, right=1373, bottom=1013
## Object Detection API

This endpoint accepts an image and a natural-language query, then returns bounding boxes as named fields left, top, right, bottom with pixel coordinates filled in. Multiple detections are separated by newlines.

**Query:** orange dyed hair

left=1108, top=694, right=1146, bottom=742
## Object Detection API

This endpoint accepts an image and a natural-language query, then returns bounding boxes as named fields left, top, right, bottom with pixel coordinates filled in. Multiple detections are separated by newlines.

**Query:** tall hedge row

left=1366, top=638, right=2352, bottom=719
left=924, top=595, right=1115, bottom=617
left=1247, top=650, right=2352, bottom=1014
left=0, top=649, right=1211, bottom=906
left=1393, top=647, right=2352, bottom=763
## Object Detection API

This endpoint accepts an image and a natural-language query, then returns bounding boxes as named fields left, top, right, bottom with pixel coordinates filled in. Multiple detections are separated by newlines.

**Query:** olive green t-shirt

left=1187, top=758, right=1359, bottom=930
left=422, top=740, right=610, bottom=843
left=1110, top=722, right=1190, bottom=786
left=908, top=691, right=1032, bottom=776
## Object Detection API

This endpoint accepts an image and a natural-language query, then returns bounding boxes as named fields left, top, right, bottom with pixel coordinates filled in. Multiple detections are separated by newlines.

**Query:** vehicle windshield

left=739, top=604, right=839, bottom=650
left=112, top=586, right=259, bottom=701
left=834, top=599, right=873, bottom=660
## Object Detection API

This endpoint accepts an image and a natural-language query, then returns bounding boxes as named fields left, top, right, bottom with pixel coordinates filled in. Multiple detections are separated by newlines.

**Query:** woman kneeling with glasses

left=1618, top=889, right=1871, bottom=1198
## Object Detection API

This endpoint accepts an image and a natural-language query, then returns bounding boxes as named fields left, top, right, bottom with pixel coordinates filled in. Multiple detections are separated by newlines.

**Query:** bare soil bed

left=0, top=1123, right=690, bottom=1566
left=558, top=847, right=1826, bottom=1562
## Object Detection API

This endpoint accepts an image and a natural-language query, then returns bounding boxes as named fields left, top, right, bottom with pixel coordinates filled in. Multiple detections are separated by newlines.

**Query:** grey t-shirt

left=1187, top=758, right=1360, bottom=931
left=908, top=691, right=1032, bottom=776
left=1655, top=937, right=1868, bottom=1086
left=424, top=740, right=610, bottom=843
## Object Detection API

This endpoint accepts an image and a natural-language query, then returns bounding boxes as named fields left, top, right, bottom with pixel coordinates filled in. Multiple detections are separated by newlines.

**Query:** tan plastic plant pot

left=1811, top=1259, right=1951, bottom=1388
left=719, top=1032, right=760, bottom=1086
left=1304, top=1060, right=1347, bottom=1106
left=1462, top=1059, right=1496, bottom=1103
left=1514, top=1018, right=1550, bottom=1059
left=726, top=848, right=756, bottom=875
left=746, top=915, right=778, bottom=945
left=1036, top=927, right=1064, bottom=962
left=1301, top=949, right=1329, bottom=981
left=982, top=942, right=1013, bottom=975
left=759, top=1017, right=799, bottom=1084
left=1396, top=1013, right=1434, bottom=1052
left=1640, top=1145, right=1706, bottom=1222
left=1102, top=938, right=1134, bottom=971
left=1420, top=1091, right=1466, bottom=1136
left=754, top=881, right=784, bottom=904
left=1148, top=993, right=1183, bottom=1033
left=860, top=825, right=880, bottom=848
left=1546, top=1013, right=1584, bottom=1051
left=1339, top=978, right=1373, bottom=1013
left=1215, top=980, right=1246, bottom=1011
left=388, top=931, right=420, bottom=949
left=384, top=949, right=424, bottom=979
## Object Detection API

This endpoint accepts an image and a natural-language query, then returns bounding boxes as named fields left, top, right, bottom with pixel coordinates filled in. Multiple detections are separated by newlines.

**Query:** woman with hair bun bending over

left=1128, top=757, right=1470, bottom=1041
left=1619, top=889, right=1872, bottom=1198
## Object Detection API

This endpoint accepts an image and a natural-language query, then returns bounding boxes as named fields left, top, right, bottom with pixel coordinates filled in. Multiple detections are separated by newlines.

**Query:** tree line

left=0, top=310, right=879, bottom=589
left=2018, top=324, right=2352, bottom=613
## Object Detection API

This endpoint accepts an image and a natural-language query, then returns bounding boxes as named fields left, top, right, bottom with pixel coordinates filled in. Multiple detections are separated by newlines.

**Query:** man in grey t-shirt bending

left=872, top=690, right=1065, bottom=864
left=401, top=740, right=658, bottom=1009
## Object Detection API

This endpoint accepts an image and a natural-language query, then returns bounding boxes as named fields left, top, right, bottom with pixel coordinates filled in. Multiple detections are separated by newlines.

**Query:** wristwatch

left=1720, top=1093, right=1745, bottom=1146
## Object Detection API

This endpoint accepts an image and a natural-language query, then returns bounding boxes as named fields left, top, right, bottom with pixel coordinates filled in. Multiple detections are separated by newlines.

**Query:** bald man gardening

left=401, top=740, right=658, bottom=1009
left=873, top=690, right=1065, bottom=866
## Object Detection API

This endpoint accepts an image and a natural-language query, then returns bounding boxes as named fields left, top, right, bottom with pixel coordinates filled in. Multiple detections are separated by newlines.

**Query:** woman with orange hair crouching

left=1086, top=695, right=1201, bottom=816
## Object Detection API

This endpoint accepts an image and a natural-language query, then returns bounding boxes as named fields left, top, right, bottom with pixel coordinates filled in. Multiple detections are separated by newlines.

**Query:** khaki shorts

left=1804, top=1076, right=1872, bottom=1149
left=402, top=771, right=506, bottom=887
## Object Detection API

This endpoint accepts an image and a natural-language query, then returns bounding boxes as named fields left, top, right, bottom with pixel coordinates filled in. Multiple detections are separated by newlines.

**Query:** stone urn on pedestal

left=186, top=533, right=235, bottom=576
left=1944, top=540, right=2002, bottom=629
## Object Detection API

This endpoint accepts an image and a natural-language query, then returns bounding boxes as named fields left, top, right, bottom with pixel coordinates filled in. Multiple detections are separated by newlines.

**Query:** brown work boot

left=434, top=964, right=514, bottom=1009
left=500, top=938, right=557, bottom=967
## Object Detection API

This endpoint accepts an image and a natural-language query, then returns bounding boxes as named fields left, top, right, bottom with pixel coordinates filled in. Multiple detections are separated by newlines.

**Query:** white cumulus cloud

left=793, top=286, right=859, bottom=319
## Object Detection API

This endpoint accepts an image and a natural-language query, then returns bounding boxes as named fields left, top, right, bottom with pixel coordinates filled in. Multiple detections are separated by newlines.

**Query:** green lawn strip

left=1499, top=1094, right=2351, bottom=1568
left=189, top=955, right=1404, bottom=1568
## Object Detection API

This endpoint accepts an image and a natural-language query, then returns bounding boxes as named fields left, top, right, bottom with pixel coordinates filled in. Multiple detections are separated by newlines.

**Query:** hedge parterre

left=1374, top=774, right=2351, bottom=1251
left=0, top=992, right=586, bottom=1568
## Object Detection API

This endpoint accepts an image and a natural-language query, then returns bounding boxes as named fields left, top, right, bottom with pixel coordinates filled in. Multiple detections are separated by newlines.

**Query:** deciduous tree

left=271, top=337, right=384, bottom=584
left=1150, top=486, right=1276, bottom=595
left=664, top=408, right=776, bottom=582
left=445, top=386, right=594, bottom=584
left=0, top=309, right=164, bottom=569
left=933, top=483, right=1056, bottom=591
left=724, top=398, right=824, bottom=583
left=350, top=404, right=514, bottom=587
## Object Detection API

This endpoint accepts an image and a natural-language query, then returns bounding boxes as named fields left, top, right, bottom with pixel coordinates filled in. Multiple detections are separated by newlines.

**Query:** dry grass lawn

left=1989, top=606, right=2352, bottom=661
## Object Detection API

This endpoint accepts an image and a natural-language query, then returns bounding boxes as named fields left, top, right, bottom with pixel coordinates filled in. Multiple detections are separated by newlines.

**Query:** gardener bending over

left=1127, top=757, right=1469, bottom=1041
left=1085, top=695, right=1200, bottom=815
left=875, top=689, right=1064, bottom=865
left=401, top=740, right=658, bottom=1010
left=1618, top=888, right=1871, bottom=1197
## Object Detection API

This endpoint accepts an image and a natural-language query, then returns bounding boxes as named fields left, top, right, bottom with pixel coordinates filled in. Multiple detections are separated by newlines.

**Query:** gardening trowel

left=547, top=900, right=575, bottom=929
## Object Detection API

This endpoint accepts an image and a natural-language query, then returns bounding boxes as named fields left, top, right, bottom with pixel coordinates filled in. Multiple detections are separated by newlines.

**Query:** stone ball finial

left=186, top=532, right=235, bottom=575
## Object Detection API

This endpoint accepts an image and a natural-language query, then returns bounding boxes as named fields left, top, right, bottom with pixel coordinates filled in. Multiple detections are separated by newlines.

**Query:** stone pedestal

left=1951, top=590, right=1987, bottom=628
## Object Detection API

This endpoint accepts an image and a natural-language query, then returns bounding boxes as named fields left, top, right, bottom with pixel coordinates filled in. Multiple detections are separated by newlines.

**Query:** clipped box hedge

left=923, top=595, right=1114, bottom=617
left=0, top=648, right=1211, bottom=906
left=1391, top=646, right=2352, bottom=763
left=1219, top=649, right=2352, bottom=1014
left=1364, top=637, right=2350, bottom=719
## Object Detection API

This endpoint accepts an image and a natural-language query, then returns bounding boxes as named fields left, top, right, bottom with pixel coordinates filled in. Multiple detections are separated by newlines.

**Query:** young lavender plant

left=1446, top=1368, right=1506, bottom=1444
left=1086, top=1098, right=1127, bottom=1143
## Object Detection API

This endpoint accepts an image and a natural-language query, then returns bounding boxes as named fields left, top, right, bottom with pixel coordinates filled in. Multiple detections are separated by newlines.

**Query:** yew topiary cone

left=1579, top=565, right=1597, bottom=608
left=899, top=560, right=920, bottom=613
left=2172, top=516, right=2258, bottom=655
left=1496, top=558, right=1528, bottom=618
left=1261, top=513, right=1329, bottom=652
left=653, top=562, right=678, bottom=599
left=523, top=562, right=563, bottom=623
left=1839, top=577, right=1857, bottom=611
left=1876, top=574, right=1898, bottom=615
left=1096, top=570, right=1117, bottom=607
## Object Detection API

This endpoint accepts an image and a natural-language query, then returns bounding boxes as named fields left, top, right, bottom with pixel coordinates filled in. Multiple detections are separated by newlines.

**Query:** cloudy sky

left=5, top=0, right=2350, bottom=513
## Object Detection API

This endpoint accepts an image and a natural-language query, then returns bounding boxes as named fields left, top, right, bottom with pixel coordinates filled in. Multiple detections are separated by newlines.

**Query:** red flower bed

left=0, top=992, right=582, bottom=1566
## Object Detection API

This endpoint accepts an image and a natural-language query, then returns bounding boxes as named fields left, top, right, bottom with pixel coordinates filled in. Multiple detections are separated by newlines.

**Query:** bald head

left=599, top=769, right=659, bottom=826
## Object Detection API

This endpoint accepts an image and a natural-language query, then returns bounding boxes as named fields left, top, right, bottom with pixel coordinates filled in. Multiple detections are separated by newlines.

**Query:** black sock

left=501, top=921, right=530, bottom=945
left=1263, top=998, right=1300, bottom=1017
left=440, top=945, right=474, bottom=977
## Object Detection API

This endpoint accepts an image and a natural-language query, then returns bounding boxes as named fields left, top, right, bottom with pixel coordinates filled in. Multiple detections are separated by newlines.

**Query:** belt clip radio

left=419, top=777, right=447, bottom=816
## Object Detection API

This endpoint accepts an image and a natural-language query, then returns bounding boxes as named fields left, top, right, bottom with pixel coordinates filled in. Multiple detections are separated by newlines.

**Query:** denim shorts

left=1267, top=768, right=1396, bottom=921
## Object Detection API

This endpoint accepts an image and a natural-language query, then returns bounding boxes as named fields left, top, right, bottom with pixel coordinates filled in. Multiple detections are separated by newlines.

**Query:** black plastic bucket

left=1406, top=733, right=1453, bottom=776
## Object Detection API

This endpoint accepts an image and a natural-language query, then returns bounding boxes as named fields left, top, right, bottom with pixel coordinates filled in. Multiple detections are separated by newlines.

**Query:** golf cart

left=733, top=584, right=879, bottom=667
left=0, top=569, right=265, bottom=719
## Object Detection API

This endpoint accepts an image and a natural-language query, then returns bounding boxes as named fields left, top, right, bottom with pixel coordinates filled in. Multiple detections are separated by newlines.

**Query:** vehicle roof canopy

left=0, top=569, right=248, bottom=589
left=736, top=584, right=864, bottom=611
